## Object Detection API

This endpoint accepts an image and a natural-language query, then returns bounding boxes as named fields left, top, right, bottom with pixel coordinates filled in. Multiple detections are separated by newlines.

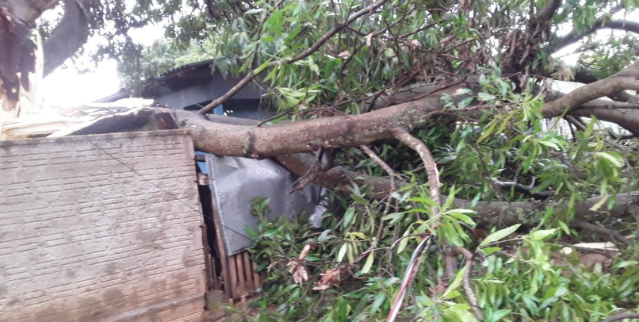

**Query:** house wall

left=0, top=130, right=207, bottom=322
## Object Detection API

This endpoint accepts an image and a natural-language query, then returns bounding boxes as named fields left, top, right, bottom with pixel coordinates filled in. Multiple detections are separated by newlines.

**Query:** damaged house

left=0, top=61, right=324, bottom=321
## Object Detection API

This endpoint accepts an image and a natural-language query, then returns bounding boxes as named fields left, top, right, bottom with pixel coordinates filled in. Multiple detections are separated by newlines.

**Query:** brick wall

left=0, top=130, right=207, bottom=322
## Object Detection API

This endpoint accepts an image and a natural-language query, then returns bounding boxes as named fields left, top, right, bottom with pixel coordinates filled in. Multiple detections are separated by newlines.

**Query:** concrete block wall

left=0, top=130, right=207, bottom=322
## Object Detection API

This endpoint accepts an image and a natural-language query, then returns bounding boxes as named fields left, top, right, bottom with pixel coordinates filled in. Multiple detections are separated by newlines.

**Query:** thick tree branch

left=0, top=0, right=61, bottom=23
left=455, top=191, right=639, bottom=228
left=183, top=85, right=469, bottom=158
left=535, top=0, right=562, bottom=25
left=548, top=65, right=639, bottom=103
left=571, top=105, right=639, bottom=136
left=544, top=89, right=639, bottom=135
left=572, top=219, right=632, bottom=246
left=542, top=76, right=639, bottom=118
left=552, top=19, right=639, bottom=53
left=197, top=0, right=393, bottom=114
left=43, top=0, right=90, bottom=76
left=601, top=313, right=639, bottom=322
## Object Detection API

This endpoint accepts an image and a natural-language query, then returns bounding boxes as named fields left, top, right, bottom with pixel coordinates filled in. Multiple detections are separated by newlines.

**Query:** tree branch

left=455, top=191, right=639, bottom=228
left=571, top=104, right=639, bottom=137
left=535, top=0, right=562, bottom=25
left=572, top=219, right=632, bottom=246
left=197, top=0, right=393, bottom=114
left=43, top=0, right=90, bottom=76
left=548, top=65, right=639, bottom=103
left=360, top=145, right=397, bottom=195
left=495, top=181, right=552, bottom=200
left=183, top=85, right=469, bottom=158
left=601, top=312, right=639, bottom=322
left=392, top=128, right=441, bottom=209
left=453, top=247, right=483, bottom=321
left=552, top=19, right=639, bottom=53
left=542, top=71, right=639, bottom=118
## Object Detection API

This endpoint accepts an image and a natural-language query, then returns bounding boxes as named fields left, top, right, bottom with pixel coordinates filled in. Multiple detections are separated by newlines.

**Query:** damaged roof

left=93, top=59, right=262, bottom=106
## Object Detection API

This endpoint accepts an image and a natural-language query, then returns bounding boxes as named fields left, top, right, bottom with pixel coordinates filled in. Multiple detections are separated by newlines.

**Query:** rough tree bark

left=1, top=0, right=61, bottom=124
left=43, top=0, right=91, bottom=76
left=1, top=0, right=91, bottom=119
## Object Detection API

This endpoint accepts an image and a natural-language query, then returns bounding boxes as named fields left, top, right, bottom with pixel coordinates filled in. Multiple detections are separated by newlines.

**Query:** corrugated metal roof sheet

left=159, top=59, right=214, bottom=78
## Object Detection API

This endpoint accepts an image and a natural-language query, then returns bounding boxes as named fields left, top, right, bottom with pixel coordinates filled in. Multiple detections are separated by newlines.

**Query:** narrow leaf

left=479, top=224, right=521, bottom=247
left=530, top=229, right=557, bottom=241
left=337, top=243, right=347, bottom=262
left=362, top=251, right=375, bottom=274
left=371, top=293, right=386, bottom=314
left=442, top=265, right=467, bottom=299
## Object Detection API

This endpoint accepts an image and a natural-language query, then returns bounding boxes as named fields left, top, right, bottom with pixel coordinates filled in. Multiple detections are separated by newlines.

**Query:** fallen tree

left=3, top=0, right=639, bottom=320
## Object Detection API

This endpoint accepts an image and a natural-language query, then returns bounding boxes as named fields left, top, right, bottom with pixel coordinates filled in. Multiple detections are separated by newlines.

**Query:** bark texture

left=0, top=0, right=59, bottom=120
left=179, top=85, right=469, bottom=158
left=43, top=0, right=91, bottom=76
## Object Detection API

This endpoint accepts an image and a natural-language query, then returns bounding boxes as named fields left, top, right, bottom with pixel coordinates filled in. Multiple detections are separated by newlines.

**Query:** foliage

left=216, top=67, right=639, bottom=320
left=232, top=187, right=639, bottom=321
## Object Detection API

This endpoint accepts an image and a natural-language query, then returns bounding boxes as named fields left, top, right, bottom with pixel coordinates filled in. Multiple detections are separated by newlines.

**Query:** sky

left=41, top=23, right=165, bottom=108
left=40, top=8, right=637, bottom=108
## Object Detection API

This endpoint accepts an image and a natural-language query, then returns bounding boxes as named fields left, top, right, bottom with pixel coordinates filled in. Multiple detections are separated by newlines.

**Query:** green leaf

left=538, top=140, right=560, bottom=150
left=594, top=152, right=623, bottom=168
left=478, top=92, right=496, bottom=102
left=254, top=59, right=272, bottom=74
left=443, top=186, right=456, bottom=211
left=530, top=229, right=557, bottom=241
left=397, top=229, right=411, bottom=254
left=382, top=212, right=402, bottom=221
left=491, top=309, right=511, bottom=322
left=350, top=194, right=369, bottom=205
left=613, top=261, right=639, bottom=269
left=337, top=243, right=347, bottom=262
left=245, top=8, right=265, bottom=14
left=558, top=221, right=570, bottom=235
left=265, top=10, right=284, bottom=35
left=409, top=197, right=439, bottom=209
left=318, top=229, right=332, bottom=242
left=447, top=209, right=477, bottom=226
left=590, top=195, right=609, bottom=211
left=370, top=293, right=386, bottom=314
left=348, top=243, right=355, bottom=264
left=479, top=224, right=520, bottom=247
left=362, top=251, right=375, bottom=274
left=458, top=97, right=474, bottom=108
left=350, top=232, right=366, bottom=239
left=481, top=247, right=502, bottom=256
left=343, top=207, right=355, bottom=230
left=442, top=265, right=467, bottom=299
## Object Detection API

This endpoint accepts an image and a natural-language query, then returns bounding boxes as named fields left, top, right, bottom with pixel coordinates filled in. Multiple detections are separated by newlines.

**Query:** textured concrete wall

left=0, top=130, right=207, bottom=322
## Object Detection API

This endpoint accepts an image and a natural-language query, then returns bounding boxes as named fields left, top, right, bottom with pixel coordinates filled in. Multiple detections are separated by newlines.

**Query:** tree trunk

left=1, top=0, right=58, bottom=121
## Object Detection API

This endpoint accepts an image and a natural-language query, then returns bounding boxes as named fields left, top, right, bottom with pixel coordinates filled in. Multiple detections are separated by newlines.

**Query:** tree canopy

left=2, top=0, right=639, bottom=320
